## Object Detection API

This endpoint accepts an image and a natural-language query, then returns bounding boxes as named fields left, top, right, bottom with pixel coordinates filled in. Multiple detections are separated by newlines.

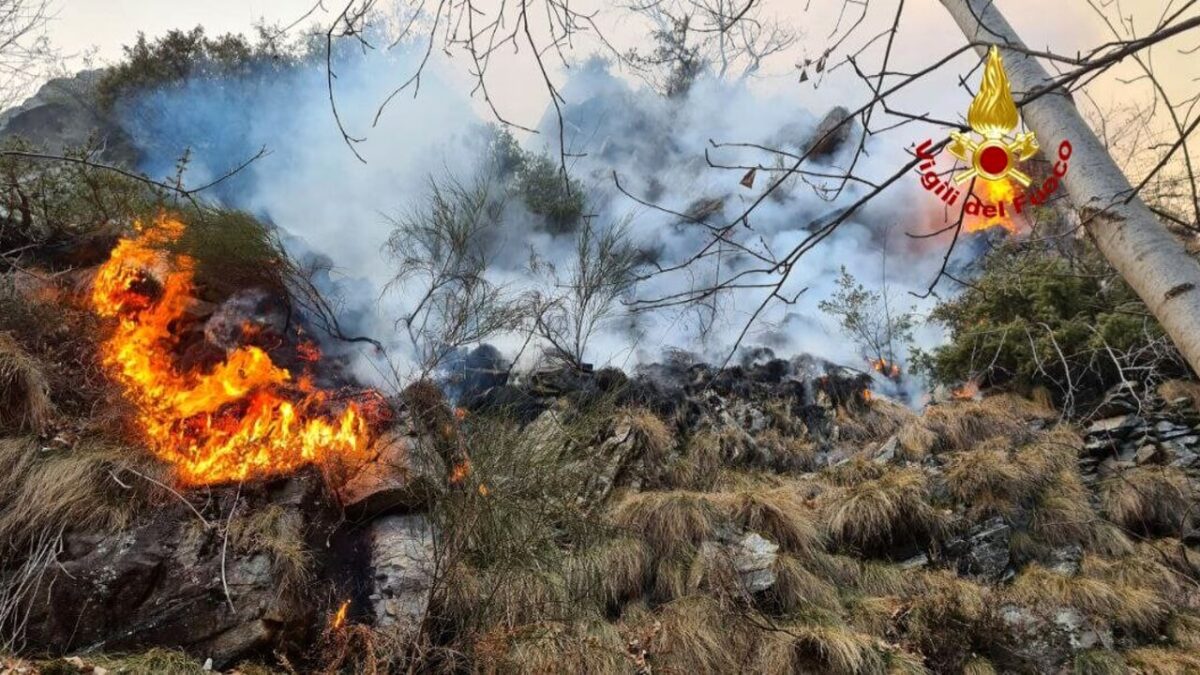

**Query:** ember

left=869, top=358, right=902, bottom=380
left=91, top=215, right=373, bottom=485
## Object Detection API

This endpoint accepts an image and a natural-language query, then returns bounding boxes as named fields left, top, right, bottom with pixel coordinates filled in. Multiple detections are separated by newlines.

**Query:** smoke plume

left=118, top=43, right=965, bottom=391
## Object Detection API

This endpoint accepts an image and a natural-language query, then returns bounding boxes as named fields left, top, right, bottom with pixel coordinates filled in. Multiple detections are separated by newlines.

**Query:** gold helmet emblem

left=948, top=46, right=1039, bottom=186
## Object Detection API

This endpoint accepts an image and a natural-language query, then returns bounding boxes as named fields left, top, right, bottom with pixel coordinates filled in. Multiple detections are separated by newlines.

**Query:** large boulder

left=15, top=473, right=334, bottom=668
left=367, top=514, right=436, bottom=639
left=0, top=70, right=136, bottom=164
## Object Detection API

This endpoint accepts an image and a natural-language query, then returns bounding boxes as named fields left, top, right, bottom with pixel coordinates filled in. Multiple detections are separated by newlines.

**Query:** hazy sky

left=45, top=1, right=1199, bottom=178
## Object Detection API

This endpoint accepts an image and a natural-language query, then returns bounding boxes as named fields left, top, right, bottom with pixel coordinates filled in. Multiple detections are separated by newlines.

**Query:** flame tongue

left=91, top=216, right=371, bottom=485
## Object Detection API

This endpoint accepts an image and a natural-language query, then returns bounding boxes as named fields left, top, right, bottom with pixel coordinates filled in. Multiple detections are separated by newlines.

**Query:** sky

left=47, top=0, right=1200, bottom=133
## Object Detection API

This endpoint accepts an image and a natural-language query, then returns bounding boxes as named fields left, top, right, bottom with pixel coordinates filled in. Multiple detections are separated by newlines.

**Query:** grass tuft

left=0, top=332, right=54, bottom=434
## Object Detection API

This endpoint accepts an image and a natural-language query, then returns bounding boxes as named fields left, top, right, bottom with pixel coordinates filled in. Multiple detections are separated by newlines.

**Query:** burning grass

left=89, top=214, right=373, bottom=485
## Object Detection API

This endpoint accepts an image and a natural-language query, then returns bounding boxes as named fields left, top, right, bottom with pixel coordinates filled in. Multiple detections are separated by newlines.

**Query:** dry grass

left=896, top=419, right=938, bottom=460
left=564, top=536, right=649, bottom=608
left=941, top=428, right=1099, bottom=556
left=836, top=397, right=916, bottom=445
left=821, top=467, right=941, bottom=554
left=1099, top=466, right=1193, bottom=536
left=759, top=619, right=887, bottom=674
left=714, top=487, right=823, bottom=557
left=609, top=491, right=723, bottom=558
left=1072, top=649, right=1127, bottom=675
left=768, top=554, right=841, bottom=614
left=1122, top=647, right=1200, bottom=674
left=944, top=440, right=1025, bottom=519
left=754, top=428, right=818, bottom=473
left=230, top=503, right=312, bottom=592
left=1159, top=379, right=1200, bottom=413
left=667, top=431, right=724, bottom=490
left=84, top=649, right=207, bottom=674
left=825, top=456, right=888, bottom=486
left=962, top=656, right=998, bottom=675
left=475, top=614, right=627, bottom=675
left=650, top=596, right=744, bottom=674
left=0, top=332, right=53, bottom=434
left=904, top=570, right=991, bottom=671
left=897, top=394, right=1045, bottom=456
left=1007, top=558, right=1172, bottom=634
left=0, top=436, right=153, bottom=552
left=1025, top=469, right=1094, bottom=549
left=621, top=407, right=674, bottom=457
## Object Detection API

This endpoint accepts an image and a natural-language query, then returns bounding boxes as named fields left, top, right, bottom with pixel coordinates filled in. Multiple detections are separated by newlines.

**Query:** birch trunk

left=940, top=0, right=1200, bottom=376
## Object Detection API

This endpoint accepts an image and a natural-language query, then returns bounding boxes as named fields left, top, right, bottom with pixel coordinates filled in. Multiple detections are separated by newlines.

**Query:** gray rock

left=0, top=70, right=136, bottom=163
left=1001, top=603, right=1111, bottom=672
left=1086, top=415, right=1142, bottom=436
left=873, top=435, right=899, bottom=464
left=15, top=479, right=326, bottom=668
left=955, top=518, right=1011, bottom=581
left=368, top=514, right=436, bottom=636
left=803, top=106, right=853, bottom=159
left=1135, top=444, right=1164, bottom=465
left=337, top=430, right=437, bottom=517
left=729, top=532, right=779, bottom=593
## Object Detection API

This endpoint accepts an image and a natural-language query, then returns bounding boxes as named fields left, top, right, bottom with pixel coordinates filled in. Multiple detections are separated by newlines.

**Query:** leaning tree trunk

left=940, top=0, right=1200, bottom=377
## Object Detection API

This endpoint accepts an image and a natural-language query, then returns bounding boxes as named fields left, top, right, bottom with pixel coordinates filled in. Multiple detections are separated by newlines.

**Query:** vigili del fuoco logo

left=914, top=46, right=1073, bottom=231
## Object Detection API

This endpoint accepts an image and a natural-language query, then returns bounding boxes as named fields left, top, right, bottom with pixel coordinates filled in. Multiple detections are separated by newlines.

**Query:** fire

left=91, top=215, right=372, bottom=485
left=331, top=600, right=350, bottom=629
left=861, top=389, right=874, bottom=403
left=951, top=380, right=981, bottom=400
left=966, top=178, right=1021, bottom=234
left=869, top=358, right=902, bottom=380
left=448, top=459, right=472, bottom=485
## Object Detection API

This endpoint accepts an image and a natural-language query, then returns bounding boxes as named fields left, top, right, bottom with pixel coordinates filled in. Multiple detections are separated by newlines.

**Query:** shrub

left=96, top=27, right=303, bottom=108
left=914, top=240, right=1186, bottom=413
left=0, top=139, right=163, bottom=267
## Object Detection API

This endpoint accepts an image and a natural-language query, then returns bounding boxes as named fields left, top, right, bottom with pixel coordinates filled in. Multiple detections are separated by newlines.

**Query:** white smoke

left=118, top=43, right=968, bottom=391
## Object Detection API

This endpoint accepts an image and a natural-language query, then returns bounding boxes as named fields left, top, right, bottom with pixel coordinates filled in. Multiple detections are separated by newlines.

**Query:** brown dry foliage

left=0, top=332, right=53, bottom=434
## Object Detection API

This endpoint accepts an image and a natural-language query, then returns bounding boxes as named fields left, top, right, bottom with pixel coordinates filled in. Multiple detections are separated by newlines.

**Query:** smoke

left=118, top=43, right=969, bottom=391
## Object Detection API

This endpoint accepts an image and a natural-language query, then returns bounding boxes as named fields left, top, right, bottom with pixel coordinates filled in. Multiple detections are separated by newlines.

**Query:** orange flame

left=966, top=179, right=1021, bottom=234
left=869, top=358, right=902, bottom=380
left=449, top=459, right=472, bottom=485
left=90, top=215, right=372, bottom=486
left=332, top=600, right=350, bottom=629
left=951, top=380, right=981, bottom=400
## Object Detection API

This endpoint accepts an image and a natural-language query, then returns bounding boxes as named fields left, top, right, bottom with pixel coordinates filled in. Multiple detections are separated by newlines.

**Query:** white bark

left=940, top=0, right=1200, bottom=376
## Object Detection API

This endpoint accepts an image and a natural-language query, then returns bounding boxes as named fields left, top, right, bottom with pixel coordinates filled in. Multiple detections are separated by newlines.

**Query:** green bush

left=914, top=240, right=1186, bottom=410
left=96, top=26, right=303, bottom=108
left=488, top=128, right=585, bottom=234
left=167, top=208, right=298, bottom=302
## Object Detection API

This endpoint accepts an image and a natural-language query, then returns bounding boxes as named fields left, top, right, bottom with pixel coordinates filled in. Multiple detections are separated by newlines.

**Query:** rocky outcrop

left=367, top=514, right=435, bottom=638
left=1082, top=382, right=1200, bottom=475
left=18, top=471, right=332, bottom=668
left=0, top=70, right=135, bottom=163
